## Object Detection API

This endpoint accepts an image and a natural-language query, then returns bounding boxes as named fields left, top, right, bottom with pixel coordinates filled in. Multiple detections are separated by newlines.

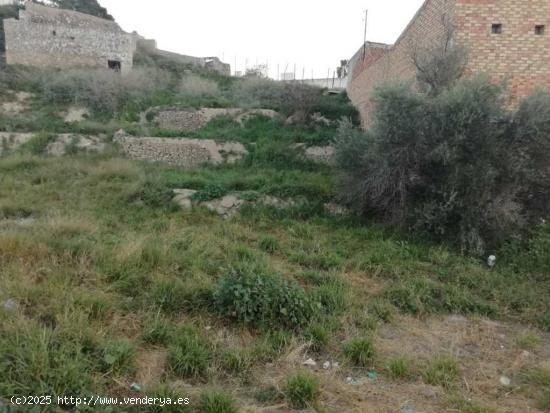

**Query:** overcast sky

left=100, top=0, right=425, bottom=79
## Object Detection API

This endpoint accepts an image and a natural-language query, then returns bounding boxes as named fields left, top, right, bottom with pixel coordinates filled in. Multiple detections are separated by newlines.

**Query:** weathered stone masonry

left=3, top=2, right=136, bottom=73
left=348, top=0, right=550, bottom=125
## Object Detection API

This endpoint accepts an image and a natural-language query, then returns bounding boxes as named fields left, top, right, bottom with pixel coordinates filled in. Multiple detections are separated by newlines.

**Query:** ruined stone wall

left=454, top=0, right=550, bottom=101
left=152, top=108, right=278, bottom=131
left=115, top=135, right=248, bottom=167
left=116, top=136, right=216, bottom=167
left=3, top=2, right=136, bottom=73
left=134, top=34, right=231, bottom=76
left=348, top=0, right=455, bottom=125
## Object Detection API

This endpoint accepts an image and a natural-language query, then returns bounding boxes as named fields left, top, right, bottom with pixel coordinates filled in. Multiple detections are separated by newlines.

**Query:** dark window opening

left=492, top=24, right=502, bottom=34
left=69, top=36, right=75, bottom=40
left=52, top=30, right=56, bottom=36
left=535, top=25, right=545, bottom=35
left=108, top=60, right=121, bottom=72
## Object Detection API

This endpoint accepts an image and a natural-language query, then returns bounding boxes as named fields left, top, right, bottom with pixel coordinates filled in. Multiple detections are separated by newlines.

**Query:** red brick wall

left=455, top=0, right=550, bottom=104
left=348, top=0, right=455, bottom=125
left=348, top=0, right=550, bottom=125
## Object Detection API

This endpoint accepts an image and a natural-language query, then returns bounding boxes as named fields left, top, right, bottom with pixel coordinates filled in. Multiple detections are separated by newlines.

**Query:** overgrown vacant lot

left=1, top=135, right=549, bottom=412
left=0, top=61, right=549, bottom=412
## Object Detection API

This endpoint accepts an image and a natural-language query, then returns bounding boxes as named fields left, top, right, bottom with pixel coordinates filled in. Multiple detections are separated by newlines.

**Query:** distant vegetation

left=32, top=0, right=114, bottom=20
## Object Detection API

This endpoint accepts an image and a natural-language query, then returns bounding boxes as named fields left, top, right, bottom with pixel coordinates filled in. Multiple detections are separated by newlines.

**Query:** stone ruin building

left=347, top=0, right=550, bottom=125
left=2, top=1, right=136, bottom=73
left=0, top=1, right=230, bottom=75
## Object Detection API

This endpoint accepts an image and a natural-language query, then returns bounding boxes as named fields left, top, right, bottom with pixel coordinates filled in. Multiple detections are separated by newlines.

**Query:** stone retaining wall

left=152, top=108, right=278, bottom=131
left=114, top=135, right=247, bottom=167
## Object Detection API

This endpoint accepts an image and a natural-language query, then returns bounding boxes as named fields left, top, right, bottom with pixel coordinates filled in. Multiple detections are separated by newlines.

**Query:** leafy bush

left=284, top=371, right=320, bottom=409
left=312, top=92, right=360, bottom=124
left=192, top=183, right=228, bottom=202
left=213, top=271, right=317, bottom=329
left=43, top=0, right=114, bottom=20
left=335, top=77, right=550, bottom=253
left=343, top=337, right=375, bottom=367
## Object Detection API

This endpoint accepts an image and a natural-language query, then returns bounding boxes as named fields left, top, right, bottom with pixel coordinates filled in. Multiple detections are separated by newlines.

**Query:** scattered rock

left=311, top=112, right=332, bottom=126
left=303, top=358, right=317, bottom=367
left=499, top=376, right=511, bottom=386
left=324, top=202, right=350, bottom=216
left=172, top=189, right=298, bottom=218
left=16, top=91, right=33, bottom=101
left=259, top=195, right=295, bottom=209
left=64, top=107, right=90, bottom=123
left=304, top=145, right=336, bottom=165
left=322, top=361, right=340, bottom=370
left=218, top=142, right=248, bottom=164
left=446, top=314, right=469, bottom=324
left=421, top=387, right=438, bottom=399
left=1, top=101, right=26, bottom=114
left=173, top=189, right=198, bottom=198
left=487, top=255, right=496, bottom=267
left=47, top=134, right=105, bottom=155
left=204, top=195, right=245, bottom=218
left=0, top=132, right=104, bottom=156
left=0, top=132, right=34, bottom=154
left=0, top=91, right=33, bottom=114
left=173, top=189, right=197, bottom=209
left=2, top=298, right=18, bottom=311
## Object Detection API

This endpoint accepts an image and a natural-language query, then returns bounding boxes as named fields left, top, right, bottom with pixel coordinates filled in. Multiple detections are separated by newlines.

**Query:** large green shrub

left=335, top=77, right=550, bottom=253
left=213, top=271, right=317, bottom=329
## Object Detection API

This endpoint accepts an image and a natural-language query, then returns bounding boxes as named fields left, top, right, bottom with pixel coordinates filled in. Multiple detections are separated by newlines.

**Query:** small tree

left=409, top=17, right=468, bottom=94
left=280, top=83, right=322, bottom=122
left=337, top=60, right=348, bottom=79
left=244, top=64, right=268, bottom=79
